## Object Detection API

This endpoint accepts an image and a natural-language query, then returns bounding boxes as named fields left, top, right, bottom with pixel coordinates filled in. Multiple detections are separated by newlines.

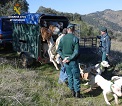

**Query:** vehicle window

left=2, top=19, right=12, bottom=31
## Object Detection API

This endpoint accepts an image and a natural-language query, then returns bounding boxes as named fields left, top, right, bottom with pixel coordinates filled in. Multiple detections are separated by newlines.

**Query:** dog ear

left=111, top=76, right=120, bottom=81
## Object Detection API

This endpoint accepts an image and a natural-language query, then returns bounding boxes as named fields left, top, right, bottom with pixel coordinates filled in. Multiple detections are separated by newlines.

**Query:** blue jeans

left=64, top=60, right=80, bottom=92
left=58, top=66, right=68, bottom=83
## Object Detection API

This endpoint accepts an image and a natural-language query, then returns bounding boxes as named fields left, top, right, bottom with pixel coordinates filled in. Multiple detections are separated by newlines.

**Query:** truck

left=12, top=13, right=69, bottom=67
left=0, top=16, right=13, bottom=48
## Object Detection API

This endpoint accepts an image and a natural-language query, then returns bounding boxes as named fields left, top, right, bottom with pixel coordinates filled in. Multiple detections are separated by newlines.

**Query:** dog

left=54, top=33, right=66, bottom=66
left=49, top=25, right=60, bottom=35
left=79, top=63, right=91, bottom=80
left=40, top=25, right=60, bottom=70
left=48, top=28, right=67, bottom=68
left=95, top=74, right=122, bottom=105
left=40, top=27, right=53, bottom=41
left=79, top=63, right=97, bottom=89
left=79, top=61, right=110, bottom=89
left=79, top=61, right=110, bottom=78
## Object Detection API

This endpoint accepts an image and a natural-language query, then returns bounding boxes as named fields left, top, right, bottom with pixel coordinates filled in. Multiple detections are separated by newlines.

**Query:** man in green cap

left=57, top=24, right=81, bottom=98
left=97, top=26, right=111, bottom=80
left=98, top=26, right=111, bottom=62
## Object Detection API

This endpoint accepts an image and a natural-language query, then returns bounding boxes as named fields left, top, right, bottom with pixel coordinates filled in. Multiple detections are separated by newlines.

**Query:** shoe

left=71, top=90, right=75, bottom=97
left=64, top=80, right=68, bottom=86
left=75, top=91, right=81, bottom=98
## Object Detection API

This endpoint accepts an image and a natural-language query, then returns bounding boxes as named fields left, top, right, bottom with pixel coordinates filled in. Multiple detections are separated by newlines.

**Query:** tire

left=3, top=43, right=13, bottom=51
left=19, top=53, right=28, bottom=68
left=19, top=52, right=36, bottom=68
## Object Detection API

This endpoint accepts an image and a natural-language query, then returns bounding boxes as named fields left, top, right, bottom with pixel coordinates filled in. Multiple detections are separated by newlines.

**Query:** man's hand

left=62, top=57, right=69, bottom=63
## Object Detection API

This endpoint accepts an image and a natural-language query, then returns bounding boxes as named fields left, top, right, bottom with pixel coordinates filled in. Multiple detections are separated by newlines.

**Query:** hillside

left=81, top=9, right=122, bottom=33
left=36, top=7, right=122, bottom=37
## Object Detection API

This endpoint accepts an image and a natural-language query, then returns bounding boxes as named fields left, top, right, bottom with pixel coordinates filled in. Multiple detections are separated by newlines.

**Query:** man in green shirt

left=57, top=24, right=81, bottom=98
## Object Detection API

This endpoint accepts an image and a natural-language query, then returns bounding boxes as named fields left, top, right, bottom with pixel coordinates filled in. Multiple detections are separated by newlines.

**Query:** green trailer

left=12, top=13, right=69, bottom=67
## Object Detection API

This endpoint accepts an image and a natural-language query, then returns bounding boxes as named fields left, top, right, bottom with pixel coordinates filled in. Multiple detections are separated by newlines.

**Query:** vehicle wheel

left=19, top=53, right=28, bottom=68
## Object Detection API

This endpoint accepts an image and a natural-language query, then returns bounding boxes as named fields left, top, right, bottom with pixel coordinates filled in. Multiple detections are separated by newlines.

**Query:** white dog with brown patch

left=40, top=25, right=60, bottom=70
left=95, top=74, right=122, bottom=105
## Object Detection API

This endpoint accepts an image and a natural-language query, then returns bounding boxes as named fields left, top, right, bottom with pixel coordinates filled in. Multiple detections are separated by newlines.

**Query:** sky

left=26, top=0, right=122, bottom=15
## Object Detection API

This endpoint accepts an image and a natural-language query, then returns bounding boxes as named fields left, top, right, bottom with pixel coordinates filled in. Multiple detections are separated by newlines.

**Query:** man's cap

left=67, top=24, right=74, bottom=29
left=62, top=28, right=67, bottom=34
left=100, top=26, right=107, bottom=32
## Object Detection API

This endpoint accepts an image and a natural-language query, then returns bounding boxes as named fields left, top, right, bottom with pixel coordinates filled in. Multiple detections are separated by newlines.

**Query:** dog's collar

left=110, top=82, right=114, bottom=93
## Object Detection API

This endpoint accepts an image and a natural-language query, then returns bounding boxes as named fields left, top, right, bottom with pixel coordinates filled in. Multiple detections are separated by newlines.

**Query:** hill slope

left=81, top=9, right=122, bottom=33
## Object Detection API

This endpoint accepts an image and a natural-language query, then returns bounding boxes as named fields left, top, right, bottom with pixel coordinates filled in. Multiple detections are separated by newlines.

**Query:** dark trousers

left=102, top=52, right=109, bottom=62
left=64, top=61, right=81, bottom=92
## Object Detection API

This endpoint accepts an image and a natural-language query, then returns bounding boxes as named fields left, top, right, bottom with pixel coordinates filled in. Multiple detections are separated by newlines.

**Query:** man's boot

left=75, top=91, right=81, bottom=98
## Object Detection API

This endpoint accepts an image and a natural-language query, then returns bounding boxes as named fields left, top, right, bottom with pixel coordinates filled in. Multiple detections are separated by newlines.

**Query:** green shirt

left=57, top=33, right=79, bottom=61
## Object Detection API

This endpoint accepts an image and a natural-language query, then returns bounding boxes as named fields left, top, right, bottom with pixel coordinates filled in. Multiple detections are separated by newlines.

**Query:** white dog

left=94, top=61, right=110, bottom=74
left=95, top=74, right=122, bottom=105
left=79, top=61, right=110, bottom=88
left=55, top=33, right=65, bottom=66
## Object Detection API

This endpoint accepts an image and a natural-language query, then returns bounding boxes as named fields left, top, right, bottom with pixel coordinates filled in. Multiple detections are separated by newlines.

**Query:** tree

left=74, top=13, right=82, bottom=21
left=37, top=6, right=81, bottom=21
left=0, top=0, right=29, bottom=16
left=37, top=6, right=58, bottom=15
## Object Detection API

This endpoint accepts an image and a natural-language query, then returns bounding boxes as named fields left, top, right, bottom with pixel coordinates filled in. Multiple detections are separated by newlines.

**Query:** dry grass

left=0, top=60, right=122, bottom=106
left=111, top=40, right=122, bottom=52
left=0, top=40, right=122, bottom=106
left=110, top=40, right=122, bottom=66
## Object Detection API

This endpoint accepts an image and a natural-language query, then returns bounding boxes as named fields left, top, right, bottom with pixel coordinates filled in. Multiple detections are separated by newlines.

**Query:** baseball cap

left=67, top=24, right=74, bottom=29
left=100, top=26, right=107, bottom=32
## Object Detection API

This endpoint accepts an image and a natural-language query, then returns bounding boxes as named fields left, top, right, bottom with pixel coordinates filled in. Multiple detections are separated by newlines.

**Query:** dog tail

left=79, top=63, right=84, bottom=74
